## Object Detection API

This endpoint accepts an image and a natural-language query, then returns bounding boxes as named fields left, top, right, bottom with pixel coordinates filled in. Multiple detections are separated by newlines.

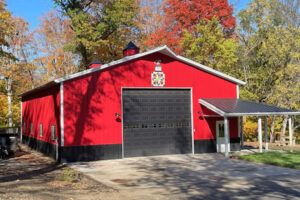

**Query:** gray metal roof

left=199, top=98, right=300, bottom=116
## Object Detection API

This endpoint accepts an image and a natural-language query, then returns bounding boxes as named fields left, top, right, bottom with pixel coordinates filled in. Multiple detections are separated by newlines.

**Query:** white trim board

left=198, top=99, right=225, bottom=116
left=60, top=82, right=64, bottom=147
left=54, top=46, right=245, bottom=85
left=121, top=87, right=194, bottom=157
left=199, top=99, right=300, bottom=117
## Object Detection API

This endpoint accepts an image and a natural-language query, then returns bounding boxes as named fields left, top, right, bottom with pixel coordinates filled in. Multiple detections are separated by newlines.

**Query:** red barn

left=20, top=42, right=250, bottom=162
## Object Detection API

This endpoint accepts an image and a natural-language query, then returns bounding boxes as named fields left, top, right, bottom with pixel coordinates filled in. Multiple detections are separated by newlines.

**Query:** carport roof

left=199, top=98, right=300, bottom=116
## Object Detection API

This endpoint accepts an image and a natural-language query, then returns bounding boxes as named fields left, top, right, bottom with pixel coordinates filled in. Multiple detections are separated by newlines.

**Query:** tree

left=35, top=11, right=78, bottom=80
left=236, top=0, right=300, bottom=141
left=0, top=0, right=14, bottom=59
left=147, top=0, right=236, bottom=54
left=138, top=0, right=164, bottom=49
left=181, top=16, right=238, bottom=73
left=53, top=0, right=140, bottom=70
left=0, top=17, right=34, bottom=127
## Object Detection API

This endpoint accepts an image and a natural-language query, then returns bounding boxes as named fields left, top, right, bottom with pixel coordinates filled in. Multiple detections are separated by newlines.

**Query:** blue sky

left=6, top=0, right=55, bottom=31
left=6, top=0, right=251, bottom=31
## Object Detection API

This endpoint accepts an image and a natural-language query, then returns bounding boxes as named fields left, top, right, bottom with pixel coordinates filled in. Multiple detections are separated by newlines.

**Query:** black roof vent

left=123, top=41, right=139, bottom=52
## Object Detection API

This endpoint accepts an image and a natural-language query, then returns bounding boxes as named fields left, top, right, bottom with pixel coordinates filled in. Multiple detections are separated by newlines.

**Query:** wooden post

left=258, top=117, right=263, bottom=153
left=288, top=116, right=293, bottom=152
left=241, top=116, right=244, bottom=149
left=264, top=116, right=268, bottom=151
left=224, top=117, right=229, bottom=157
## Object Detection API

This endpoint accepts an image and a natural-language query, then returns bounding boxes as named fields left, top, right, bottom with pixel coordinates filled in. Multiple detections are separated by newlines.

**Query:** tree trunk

left=28, top=70, right=35, bottom=89
left=281, top=115, right=288, bottom=137
left=270, top=116, right=276, bottom=142
left=5, top=77, right=13, bottom=127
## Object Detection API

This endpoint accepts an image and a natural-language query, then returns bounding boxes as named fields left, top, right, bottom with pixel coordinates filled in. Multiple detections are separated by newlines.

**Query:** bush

left=243, top=120, right=258, bottom=142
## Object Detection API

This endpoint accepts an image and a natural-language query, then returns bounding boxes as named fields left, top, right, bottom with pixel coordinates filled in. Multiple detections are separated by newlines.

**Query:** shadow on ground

left=72, top=153, right=300, bottom=200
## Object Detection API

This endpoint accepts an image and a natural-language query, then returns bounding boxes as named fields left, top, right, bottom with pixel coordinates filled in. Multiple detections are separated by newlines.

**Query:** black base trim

left=230, top=138, right=241, bottom=151
left=60, top=144, right=122, bottom=163
left=194, top=139, right=217, bottom=153
left=194, top=138, right=241, bottom=153
left=22, top=135, right=58, bottom=160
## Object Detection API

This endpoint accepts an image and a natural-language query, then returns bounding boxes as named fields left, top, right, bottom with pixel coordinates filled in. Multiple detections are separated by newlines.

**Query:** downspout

left=60, top=82, right=64, bottom=161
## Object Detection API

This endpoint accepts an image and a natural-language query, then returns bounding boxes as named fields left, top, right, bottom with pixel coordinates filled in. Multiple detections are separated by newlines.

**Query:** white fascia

left=54, top=46, right=170, bottom=83
left=54, top=45, right=246, bottom=86
left=176, top=55, right=246, bottom=85
left=198, top=99, right=225, bottom=116
left=60, top=82, right=64, bottom=147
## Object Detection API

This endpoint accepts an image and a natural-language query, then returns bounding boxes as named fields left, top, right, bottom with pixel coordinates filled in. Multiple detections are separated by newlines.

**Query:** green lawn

left=269, top=146, right=300, bottom=152
left=237, top=152, right=300, bottom=169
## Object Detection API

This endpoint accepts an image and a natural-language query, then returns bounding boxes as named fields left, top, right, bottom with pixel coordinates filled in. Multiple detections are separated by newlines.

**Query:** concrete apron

left=68, top=154, right=300, bottom=200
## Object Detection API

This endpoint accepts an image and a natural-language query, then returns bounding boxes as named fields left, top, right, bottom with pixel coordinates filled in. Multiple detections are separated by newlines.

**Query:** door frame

left=216, top=120, right=230, bottom=153
left=121, top=87, right=194, bottom=158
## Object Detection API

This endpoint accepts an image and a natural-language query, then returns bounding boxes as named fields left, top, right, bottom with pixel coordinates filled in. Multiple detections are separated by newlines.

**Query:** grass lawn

left=269, top=146, right=300, bottom=152
left=237, top=152, right=300, bottom=169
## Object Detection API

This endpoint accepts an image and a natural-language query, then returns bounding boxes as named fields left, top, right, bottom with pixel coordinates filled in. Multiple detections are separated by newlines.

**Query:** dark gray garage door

left=123, top=89, right=192, bottom=157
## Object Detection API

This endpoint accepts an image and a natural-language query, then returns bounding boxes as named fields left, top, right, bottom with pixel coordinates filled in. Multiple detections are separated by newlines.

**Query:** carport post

left=258, top=117, right=263, bottom=153
left=224, top=116, right=229, bottom=158
left=288, top=116, right=293, bottom=151
left=264, top=116, right=268, bottom=151
left=240, top=116, right=244, bottom=149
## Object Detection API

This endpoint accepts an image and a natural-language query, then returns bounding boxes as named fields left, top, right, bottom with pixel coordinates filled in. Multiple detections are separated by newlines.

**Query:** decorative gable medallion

left=152, top=72, right=165, bottom=87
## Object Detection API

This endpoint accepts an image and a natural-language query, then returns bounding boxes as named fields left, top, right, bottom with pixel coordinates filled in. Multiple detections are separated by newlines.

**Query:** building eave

left=19, top=81, right=58, bottom=98
left=20, top=45, right=246, bottom=98
left=54, top=45, right=245, bottom=85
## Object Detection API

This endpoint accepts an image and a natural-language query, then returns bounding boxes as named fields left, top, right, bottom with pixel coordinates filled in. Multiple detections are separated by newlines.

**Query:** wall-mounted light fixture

left=115, top=112, right=120, bottom=117
left=154, top=60, right=162, bottom=72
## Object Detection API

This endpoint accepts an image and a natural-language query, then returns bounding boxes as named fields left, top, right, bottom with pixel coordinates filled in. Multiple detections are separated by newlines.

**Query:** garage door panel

left=123, top=89, right=192, bottom=157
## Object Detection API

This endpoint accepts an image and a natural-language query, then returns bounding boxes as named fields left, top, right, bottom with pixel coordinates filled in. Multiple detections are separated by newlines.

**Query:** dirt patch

left=0, top=144, right=128, bottom=200
left=244, top=141, right=300, bottom=150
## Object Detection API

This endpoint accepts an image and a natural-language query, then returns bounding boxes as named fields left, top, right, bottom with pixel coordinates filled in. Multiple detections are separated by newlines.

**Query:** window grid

left=30, top=123, right=33, bottom=135
left=51, top=125, right=56, bottom=141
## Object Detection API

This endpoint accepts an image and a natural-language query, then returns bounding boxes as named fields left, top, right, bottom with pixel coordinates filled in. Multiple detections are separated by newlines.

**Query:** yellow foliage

left=243, top=119, right=258, bottom=142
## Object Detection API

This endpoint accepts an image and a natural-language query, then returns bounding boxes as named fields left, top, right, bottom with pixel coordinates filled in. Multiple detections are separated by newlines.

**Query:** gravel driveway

left=70, top=153, right=300, bottom=200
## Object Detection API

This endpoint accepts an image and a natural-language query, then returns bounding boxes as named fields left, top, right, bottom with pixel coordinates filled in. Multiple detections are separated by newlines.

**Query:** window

left=24, top=123, right=26, bottom=133
left=51, top=125, right=56, bottom=141
left=39, top=124, right=43, bottom=138
left=30, top=123, right=33, bottom=135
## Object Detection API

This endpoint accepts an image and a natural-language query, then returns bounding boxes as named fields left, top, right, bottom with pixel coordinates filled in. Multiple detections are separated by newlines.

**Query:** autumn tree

left=0, top=0, right=15, bottom=127
left=0, top=16, right=35, bottom=127
left=138, top=0, right=165, bottom=49
left=181, top=16, right=238, bottom=73
left=0, top=0, right=14, bottom=59
left=147, top=0, right=236, bottom=54
left=35, top=11, right=78, bottom=81
left=53, top=0, right=140, bottom=70
left=237, top=0, right=300, bottom=141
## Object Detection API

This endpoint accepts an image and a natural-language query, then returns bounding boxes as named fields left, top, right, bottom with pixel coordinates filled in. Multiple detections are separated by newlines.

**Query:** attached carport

left=199, top=98, right=300, bottom=157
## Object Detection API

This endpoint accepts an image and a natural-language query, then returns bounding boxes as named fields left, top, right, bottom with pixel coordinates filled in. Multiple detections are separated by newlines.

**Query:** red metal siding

left=202, top=117, right=239, bottom=139
left=22, top=85, right=60, bottom=145
left=63, top=53, right=238, bottom=147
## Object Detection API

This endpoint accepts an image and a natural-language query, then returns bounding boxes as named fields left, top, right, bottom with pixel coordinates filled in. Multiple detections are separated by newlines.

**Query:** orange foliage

left=146, top=0, right=236, bottom=54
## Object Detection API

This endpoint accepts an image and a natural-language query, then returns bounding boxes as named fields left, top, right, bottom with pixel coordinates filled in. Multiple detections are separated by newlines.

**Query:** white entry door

left=216, top=121, right=230, bottom=153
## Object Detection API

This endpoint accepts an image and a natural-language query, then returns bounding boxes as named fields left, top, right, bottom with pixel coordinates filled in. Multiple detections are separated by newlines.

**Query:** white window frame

left=30, top=123, right=33, bottom=135
left=51, top=125, right=56, bottom=141
left=24, top=122, right=26, bottom=133
left=39, top=123, right=43, bottom=138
